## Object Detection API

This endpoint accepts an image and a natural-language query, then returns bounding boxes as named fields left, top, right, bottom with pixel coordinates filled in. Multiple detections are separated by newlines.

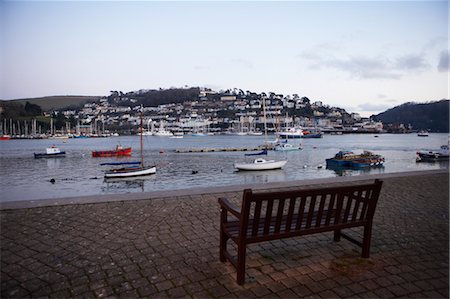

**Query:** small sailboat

left=235, top=97, right=287, bottom=170
left=234, top=158, right=287, bottom=171
left=104, top=109, right=156, bottom=178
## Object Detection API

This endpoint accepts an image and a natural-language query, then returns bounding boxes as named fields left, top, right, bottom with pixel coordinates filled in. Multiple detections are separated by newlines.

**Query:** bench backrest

left=239, top=179, right=383, bottom=242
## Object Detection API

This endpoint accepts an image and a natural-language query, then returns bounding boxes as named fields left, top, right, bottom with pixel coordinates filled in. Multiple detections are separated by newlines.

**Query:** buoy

left=50, top=178, right=56, bottom=183
left=192, top=170, right=198, bottom=174
left=303, top=165, right=308, bottom=168
left=317, top=164, right=323, bottom=169
left=160, top=150, right=165, bottom=154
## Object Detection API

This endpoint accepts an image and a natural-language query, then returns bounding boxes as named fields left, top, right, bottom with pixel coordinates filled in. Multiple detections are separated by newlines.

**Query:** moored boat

left=92, top=145, right=132, bottom=157
left=234, top=158, right=287, bottom=171
left=326, top=150, right=384, bottom=168
left=417, top=130, right=429, bottom=137
left=104, top=108, right=156, bottom=178
left=0, top=135, right=11, bottom=140
left=274, top=143, right=302, bottom=151
left=34, top=146, right=66, bottom=158
left=416, top=145, right=449, bottom=162
left=279, top=127, right=304, bottom=138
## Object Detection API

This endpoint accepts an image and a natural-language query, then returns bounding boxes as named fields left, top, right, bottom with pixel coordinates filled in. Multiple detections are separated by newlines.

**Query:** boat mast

left=262, top=96, right=268, bottom=147
left=140, top=106, right=144, bottom=167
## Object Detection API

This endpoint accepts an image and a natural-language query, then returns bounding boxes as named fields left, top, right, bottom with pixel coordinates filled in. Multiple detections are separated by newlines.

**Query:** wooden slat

left=351, top=190, right=363, bottom=222
left=359, top=188, right=372, bottom=221
left=305, top=195, right=316, bottom=229
left=295, top=196, right=307, bottom=229
left=325, top=193, right=336, bottom=226
left=285, top=197, right=296, bottom=232
left=274, top=198, right=285, bottom=233
left=251, top=201, right=262, bottom=237
left=263, top=200, right=274, bottom=234
left=342, top=192, right=354, bottom=223
left=334, top=193, right=344, bottom=225
left=315, top=194, right=327, bottom=228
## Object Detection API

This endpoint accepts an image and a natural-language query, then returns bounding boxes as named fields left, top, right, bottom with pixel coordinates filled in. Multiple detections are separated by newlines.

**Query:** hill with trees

left=372, top=100, right=449, bottom=132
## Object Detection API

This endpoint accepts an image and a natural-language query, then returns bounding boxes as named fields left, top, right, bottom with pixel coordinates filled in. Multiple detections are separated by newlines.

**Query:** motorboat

left=274, top=143, right=302, bottom=151
left=279, top=127, right=304, bottom=138
left=234, top=158, right=287, bottom=171
left=92, top=145, right=132, bottom=157
left=34, top=146, right=66, bottom=158
left=416, top=145, right=449, bottom=162
left=326, top=150, right=384, bottom=168
left=417, top=130, right=429, bottom=137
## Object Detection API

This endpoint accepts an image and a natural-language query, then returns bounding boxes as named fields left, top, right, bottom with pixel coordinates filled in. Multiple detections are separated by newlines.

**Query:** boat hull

left=104, top=166, right=156, bottom=178
left=92, top=147, right=132, bottom=157
left=34, top=152, right=66, bottom=158
left=234, top=160, right=287, bottom=171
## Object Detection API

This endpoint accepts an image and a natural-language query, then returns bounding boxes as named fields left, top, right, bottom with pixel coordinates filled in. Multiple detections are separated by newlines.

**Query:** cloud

left=194, top=65, right=210, bottom=70
left=395, top=54, right=429, bottom=71
left=231, top=58, right=253, bottom=69
left=377, top=94, right=387, bottom=99
left=300, top=47, right=431, bottom=79
left=356, top=102, right=393, bottom=112
left=437, top=50, right=449, bottom=72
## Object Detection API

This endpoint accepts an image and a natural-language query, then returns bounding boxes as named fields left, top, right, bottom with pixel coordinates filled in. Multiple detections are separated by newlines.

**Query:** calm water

left=0, top=133, right=448, bottom=202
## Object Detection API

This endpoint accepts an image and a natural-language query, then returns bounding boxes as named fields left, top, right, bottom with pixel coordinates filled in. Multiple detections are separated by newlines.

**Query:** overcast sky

left=1, top=1, right=448, bottom=116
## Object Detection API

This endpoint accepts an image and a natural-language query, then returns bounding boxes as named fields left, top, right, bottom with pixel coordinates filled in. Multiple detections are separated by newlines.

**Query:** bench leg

left=333, top=229, right=341, bottom=242
left=362, top=224, right=372, bottom=258
left=219, top=227, right=228, bottom=263
left=236, top=243, right=246, bottom=285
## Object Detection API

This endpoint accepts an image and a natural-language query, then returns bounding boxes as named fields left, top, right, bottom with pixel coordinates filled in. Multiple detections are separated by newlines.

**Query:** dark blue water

left=0, top=133, right=448, bottom=201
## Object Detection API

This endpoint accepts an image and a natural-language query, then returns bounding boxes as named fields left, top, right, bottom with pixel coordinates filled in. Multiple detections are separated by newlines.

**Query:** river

left=0, top=133, right=448, bottom=202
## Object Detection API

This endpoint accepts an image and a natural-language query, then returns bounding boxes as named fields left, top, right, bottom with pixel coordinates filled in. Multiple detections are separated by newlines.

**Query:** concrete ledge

left=1, top=169, right=447, bottom=210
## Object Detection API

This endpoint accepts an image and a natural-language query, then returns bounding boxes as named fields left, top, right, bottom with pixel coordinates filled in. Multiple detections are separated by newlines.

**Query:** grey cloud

left=300, top=49, right=431, bottom=79
left=194, top=65, right=210, bottom=70
left=357, top=102, right=392, bottom=112
left=437, top=50, right=449, bottom=72
left=324, top=56, right=402, bottom=79
left=231, top=59, right=253, bottom=69
left=395, top=54, right=429, bottom=71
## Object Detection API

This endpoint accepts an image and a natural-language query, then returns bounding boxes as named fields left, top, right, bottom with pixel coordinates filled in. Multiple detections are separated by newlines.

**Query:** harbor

left=1, top=133, right=448, bottom=202
left=1, top=170, right=448, bottom=298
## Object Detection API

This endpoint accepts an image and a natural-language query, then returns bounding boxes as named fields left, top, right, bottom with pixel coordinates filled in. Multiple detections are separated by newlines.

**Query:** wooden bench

left=218, top=179, right=383, bottom=284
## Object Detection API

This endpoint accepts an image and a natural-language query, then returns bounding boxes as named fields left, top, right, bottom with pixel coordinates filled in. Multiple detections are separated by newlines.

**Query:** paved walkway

left=1, top=171, right=448, bottom=298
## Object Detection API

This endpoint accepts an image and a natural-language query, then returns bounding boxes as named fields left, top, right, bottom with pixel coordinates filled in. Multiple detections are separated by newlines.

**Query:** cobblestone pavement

left=1, top=172, right=448, bottom=298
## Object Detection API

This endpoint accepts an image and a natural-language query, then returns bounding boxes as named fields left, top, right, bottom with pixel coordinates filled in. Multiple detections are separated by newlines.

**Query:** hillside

left=6, top=95, right=101, bottom=111
left=372, top=100, right=449, bottom=132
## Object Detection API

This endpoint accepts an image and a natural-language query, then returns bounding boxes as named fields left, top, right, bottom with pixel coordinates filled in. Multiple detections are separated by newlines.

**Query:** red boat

left=92, top=145, right=132, bottom=157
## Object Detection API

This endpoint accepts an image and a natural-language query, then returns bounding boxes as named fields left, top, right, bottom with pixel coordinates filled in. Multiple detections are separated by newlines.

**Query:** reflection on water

left=235, top=169, right=288, bottom=184
left=325, top=164, right=386, bottom=176
left=102, top=177, right=152, bottom=192
left=0, top=133, right=448, bottom=201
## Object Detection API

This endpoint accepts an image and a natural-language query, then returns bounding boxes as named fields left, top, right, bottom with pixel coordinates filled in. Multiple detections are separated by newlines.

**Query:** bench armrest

left=218, top=197, right=241, bottom=218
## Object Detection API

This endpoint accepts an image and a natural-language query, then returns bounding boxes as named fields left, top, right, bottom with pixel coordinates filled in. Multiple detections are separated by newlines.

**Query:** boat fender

left=50, top=178, right=56, bottom=184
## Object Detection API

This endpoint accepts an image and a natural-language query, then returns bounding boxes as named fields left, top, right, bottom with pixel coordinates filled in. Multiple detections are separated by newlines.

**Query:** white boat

left=417, top=130, right=429, bottom=137
left=34, top=146, right=66, bottom=158
left=234, top=158, right=287, bottom=171
left=154, top=131, right=173, bottom=137
left=275, top=143, right=302, bottom=151
left=416, top=145, right=449, bottom=162
left=154, top=121, right=173, bottom=136
left=279, top=127, right=304, bottom=138
left=104, top=108, right=156, bottom=178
